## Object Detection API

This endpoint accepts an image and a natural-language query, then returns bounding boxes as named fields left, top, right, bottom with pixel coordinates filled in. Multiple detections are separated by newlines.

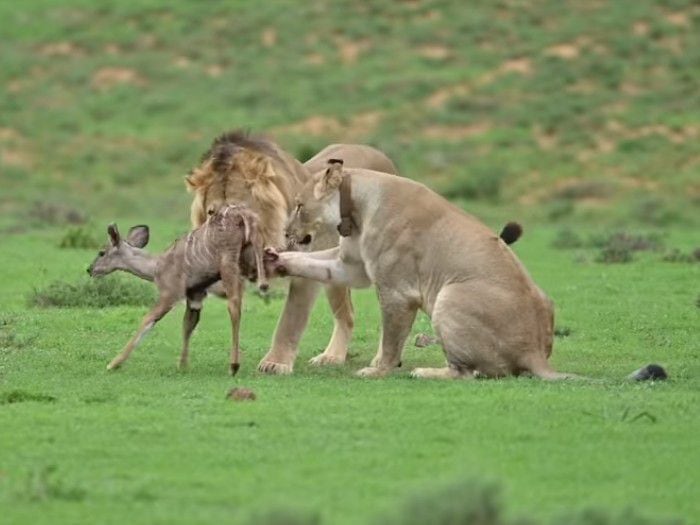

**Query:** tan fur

left=186, top=132, right=398, bottom=373
left=275, top=165, right=568, bottom=380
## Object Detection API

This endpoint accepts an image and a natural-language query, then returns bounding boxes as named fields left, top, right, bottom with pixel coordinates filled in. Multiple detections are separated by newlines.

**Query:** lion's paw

left=257, top=360, right=293, bottom=375
left=309, top=353, right=346, bottom=366
left=355, top=366, right=385, bottom=378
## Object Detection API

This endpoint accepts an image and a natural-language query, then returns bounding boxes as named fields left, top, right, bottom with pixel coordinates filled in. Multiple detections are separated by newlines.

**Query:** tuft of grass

left=596, top=245, right=634, bottom=264
left=28, top=275, right=155, bottom=308
left=20, top=465, right=86, bottom=502
left=551, top=228, right=584, bottom=249
left=58, top=226, right=102, bottom=249
left=594, top=231, right=665, bottom=264
left=554, top=326, right=572, bottom=337
left=0, top=390, right=56, bottom=404
left=442, top=165, right=506, bottom=201
left=27, top=202, right=86, bottom=227
left=661, top=248, right=700, bottom=264
left=247, top=509, right=321, bottom=525
left=551, top=508, right=681, bottom=525
left=377, top=479, right=506, bottom=525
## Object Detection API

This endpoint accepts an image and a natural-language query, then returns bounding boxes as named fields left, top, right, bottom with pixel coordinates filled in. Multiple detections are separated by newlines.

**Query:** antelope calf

left=87, top=205, right=268, bottom=374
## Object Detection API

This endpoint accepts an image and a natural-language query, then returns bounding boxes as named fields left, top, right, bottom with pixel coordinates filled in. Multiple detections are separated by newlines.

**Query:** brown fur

left=185, top=131, right=399, bottom=373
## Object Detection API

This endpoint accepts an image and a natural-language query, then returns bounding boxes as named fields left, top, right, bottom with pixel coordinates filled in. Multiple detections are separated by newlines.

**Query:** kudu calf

left=87, top=205, right=268, bottom=374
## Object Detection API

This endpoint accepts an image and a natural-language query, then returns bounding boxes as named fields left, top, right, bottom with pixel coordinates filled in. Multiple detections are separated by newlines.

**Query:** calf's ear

left=126, top=225, right=150, bottom=248
left=107, top=223, right=121, bottom=246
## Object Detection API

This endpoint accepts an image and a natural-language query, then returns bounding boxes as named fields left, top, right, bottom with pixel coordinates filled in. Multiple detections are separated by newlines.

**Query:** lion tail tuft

left=499, top=222, right=523, bottom=245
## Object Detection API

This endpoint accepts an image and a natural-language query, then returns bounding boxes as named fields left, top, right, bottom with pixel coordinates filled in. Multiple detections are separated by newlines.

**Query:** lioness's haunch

left=271, top=161, right=568, bottom=380
left=185, top=130, right=399, bottom=374
left=87, top=205, right=267, bottom=374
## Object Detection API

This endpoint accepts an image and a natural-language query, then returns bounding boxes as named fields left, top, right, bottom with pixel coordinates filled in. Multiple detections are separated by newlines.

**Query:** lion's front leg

left=309, top=285, right=354, bottom=366
left=257, top=277, right=321, bottom=375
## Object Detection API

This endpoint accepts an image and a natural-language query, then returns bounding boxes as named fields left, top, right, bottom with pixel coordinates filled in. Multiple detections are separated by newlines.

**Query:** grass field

left=1, top=224, right=698, bottom=524
left=1, top=0, right=699, bottom=524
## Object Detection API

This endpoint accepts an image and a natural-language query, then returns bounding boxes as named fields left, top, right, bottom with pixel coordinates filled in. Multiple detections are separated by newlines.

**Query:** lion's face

left=286, top=180, right=326, bottom=248
left=187, top=145, right=289, bottom=249
left=285, top=166, right=342, bottom=249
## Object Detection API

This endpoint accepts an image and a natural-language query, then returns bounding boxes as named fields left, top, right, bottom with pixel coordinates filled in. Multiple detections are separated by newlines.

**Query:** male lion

left=185, top=131, right=398, bottom=374
left=268, top=160, right=569, bottom=380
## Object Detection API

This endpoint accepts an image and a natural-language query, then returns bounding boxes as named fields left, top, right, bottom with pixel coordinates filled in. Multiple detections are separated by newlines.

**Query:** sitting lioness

left=267, top=160, right=569, bottom=379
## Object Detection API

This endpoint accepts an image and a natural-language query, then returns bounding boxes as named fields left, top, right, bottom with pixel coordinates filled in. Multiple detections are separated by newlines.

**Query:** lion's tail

left=499, top=222, right=523, bottom=245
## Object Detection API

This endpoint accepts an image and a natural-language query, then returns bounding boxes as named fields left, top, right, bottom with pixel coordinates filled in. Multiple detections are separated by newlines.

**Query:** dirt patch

left=424, top=59, right=531, bottom=109
left=0, top=127, right=32, bottom=169
left=499, top=57, right=532, bottom=75
left=416, top=44, right=452, bottom=60
left=205, top=64, right=224, bottom=78
left=37, top=41, right=84, bottom=57
left=335, top=38, right=372, bottom=65
left=305, top=53, right=325, bottom=66
left=664, top=11, right=690, bottom=27
left=632, top=21, right=650, bottom=37
left=544, top=42, right=580, bottom=60
left=261, top=27, right=277, bottom=48
left=422, top=122, right=491, bottom=141
left=532, top=125, right=558, bottom=151
left=607, top=120, right=698, bottom=144
left=275, top=111, right=383, bottom=140
left=91, top=67, right=146, bottom=91
left=424, top=83, right=470, bottom=109
left=173, top=56, right=192, bottom=69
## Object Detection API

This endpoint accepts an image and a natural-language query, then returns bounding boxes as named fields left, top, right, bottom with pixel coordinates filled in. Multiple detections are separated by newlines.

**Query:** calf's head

left=87, top=224, right=150, bottom=277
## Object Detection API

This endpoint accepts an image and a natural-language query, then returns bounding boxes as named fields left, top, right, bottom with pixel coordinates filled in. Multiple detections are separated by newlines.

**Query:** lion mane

left=186, top=131, right=306, bottom=249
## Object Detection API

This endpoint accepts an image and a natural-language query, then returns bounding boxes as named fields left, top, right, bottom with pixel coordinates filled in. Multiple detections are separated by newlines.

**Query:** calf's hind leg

left=179, top=291, right=206, bottom=370
left=220, top=257, right=244, bottom=375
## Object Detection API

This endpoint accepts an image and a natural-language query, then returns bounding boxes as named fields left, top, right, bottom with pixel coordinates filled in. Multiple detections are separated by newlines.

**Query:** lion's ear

left=313, top=159, right=344, bottom=199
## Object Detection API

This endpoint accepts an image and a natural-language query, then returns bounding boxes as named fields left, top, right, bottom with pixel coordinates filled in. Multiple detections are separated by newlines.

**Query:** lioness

left=268, top=160, right=568, bottom=379
left=185, top=131, right=398, bottom=374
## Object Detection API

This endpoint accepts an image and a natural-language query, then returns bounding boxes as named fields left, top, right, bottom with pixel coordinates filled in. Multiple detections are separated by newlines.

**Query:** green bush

left=28, top=275, right=155, bottom=308
left=59, top=226, right=102, bottom=249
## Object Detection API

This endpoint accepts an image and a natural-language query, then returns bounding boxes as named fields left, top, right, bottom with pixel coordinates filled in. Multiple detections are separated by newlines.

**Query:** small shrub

left=632, top=198, right=680, bottom=227
left=551, top=228, right=583, bottom=249
left=21, top=465, right=86, bottom=502
left=28, top=275, right=155, bottom=308
left=594, top=231, right=664, bottom=263
left=551, top=180, right=611, bottom=201
left=554, top=326, right=572, bottom=337
left=591, top=232, right=663, bottom=252
left=377, top=478, right=506, bottom=525
left=443, top=168, right=506, bottom=201
left=662, top=248, right=700, bottom=263
left=596, top=245, right=633, bottom=264
left=546, top=199, right=575, bottom=221
left=247, top=508, right=321, bottom=525
left=59, top=226, right=101, bottom=249
left=27, top=202, right=86, bottom=226
left=0, top=390, right=56, bottom=404
left=552, top=507, right=681, bottom=525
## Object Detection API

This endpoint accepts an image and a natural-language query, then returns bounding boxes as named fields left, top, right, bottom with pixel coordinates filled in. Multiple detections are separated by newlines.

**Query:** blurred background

left=1, top=0, right=698, bottom=231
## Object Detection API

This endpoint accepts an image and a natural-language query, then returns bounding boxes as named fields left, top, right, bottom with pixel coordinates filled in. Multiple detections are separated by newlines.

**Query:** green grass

left=1, top=1, right=698, bottom=523
left=1, top=224, right=698, bottom=524
left=1, top=0, right=698, bottom=226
